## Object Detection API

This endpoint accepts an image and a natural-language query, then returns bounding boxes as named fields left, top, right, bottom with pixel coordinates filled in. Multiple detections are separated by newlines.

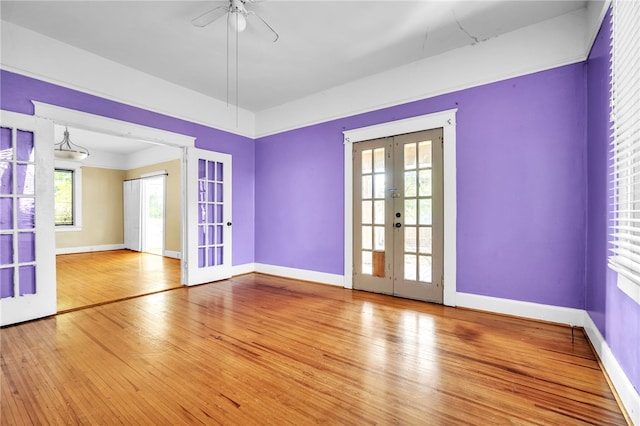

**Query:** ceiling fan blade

left=192, top=5, right=229, bottom=28
left=246, top=11, right=279, bottom=42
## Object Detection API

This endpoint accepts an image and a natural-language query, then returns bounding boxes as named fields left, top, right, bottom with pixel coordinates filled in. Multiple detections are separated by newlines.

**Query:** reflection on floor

left=56, top=249, right=181, bottom=312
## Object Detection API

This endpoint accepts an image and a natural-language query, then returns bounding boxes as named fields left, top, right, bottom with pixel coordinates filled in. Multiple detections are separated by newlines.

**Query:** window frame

left=54, top=161, right=83, bottom=232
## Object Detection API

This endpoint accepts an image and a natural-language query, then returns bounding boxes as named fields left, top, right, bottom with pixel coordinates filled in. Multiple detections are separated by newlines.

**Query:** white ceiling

left=1, top=0, right=587, bottom=114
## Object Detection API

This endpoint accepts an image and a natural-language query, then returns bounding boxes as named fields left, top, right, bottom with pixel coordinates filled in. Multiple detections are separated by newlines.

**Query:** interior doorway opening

left=142, top=175, right=165, bottom=256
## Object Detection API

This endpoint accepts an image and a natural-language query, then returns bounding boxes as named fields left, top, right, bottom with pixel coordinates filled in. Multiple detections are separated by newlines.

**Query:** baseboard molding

left=232, top=263, right=256, bottom=276
left=254, top=263, right=344, bottom=287
left=583, top=312, right=640, bottom=425
left=455, top=292, right=586, bottom=327
left=163, top=250, right=181, bottom=259
left=56, top=244, right=125, bottom=255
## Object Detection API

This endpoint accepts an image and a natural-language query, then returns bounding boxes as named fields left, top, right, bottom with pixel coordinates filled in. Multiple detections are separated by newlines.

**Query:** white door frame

left=33, top=102, right=195, bottom=284
left=343, top=109, right=458, bottom=306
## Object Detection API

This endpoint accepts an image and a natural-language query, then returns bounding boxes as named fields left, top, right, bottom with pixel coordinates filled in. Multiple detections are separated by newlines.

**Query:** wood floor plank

left=1, top=273, right=628, bottom=425
left=56, top=250, right=181, bottom=312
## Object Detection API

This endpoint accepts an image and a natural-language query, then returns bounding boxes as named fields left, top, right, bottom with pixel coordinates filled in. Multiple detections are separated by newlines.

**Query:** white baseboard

left=456, top=292, right=586, bottom=326
left=163, top=250, right=181, bottom=259
left=232, top=263, right=256, bottom=276
left=583, top=312, right=640, bottom=425
left=254, top=263, right=344, bottom=287
left=56, top=244, right=125, bottom=255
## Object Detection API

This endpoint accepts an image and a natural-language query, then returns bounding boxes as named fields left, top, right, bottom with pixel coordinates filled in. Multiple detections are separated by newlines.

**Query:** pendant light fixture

left=54, top=127, right=90, bottom=161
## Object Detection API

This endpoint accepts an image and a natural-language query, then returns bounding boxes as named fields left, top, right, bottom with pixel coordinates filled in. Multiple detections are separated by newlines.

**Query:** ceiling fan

left=192, top=0, right=279, bottom=42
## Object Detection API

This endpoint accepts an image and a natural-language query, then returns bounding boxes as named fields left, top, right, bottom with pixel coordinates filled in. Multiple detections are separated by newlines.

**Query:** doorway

left=141, top=175, right=165, bottom=255
left=353, top=128, right=444, bottom=303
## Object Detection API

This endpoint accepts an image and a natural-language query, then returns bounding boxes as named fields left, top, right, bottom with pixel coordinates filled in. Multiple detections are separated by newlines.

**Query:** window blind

left=609, top=0, right=640, bottom=284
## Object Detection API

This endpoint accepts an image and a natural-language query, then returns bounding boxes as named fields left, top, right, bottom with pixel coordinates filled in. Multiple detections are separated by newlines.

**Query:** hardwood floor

left=2, top=274, right=628, bottom=425
left=56, top=250, right=181, bottom=312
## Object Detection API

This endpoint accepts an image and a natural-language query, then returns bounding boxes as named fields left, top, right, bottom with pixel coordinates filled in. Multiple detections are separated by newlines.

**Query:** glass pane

left=208, top=182, right=215, bottom=202
left=54, top=170, right=73, bottom=226
left=207, top=204, right=215, bottom=224
left=18, top=232, right=35, bottom=263
left=198, top=159, right=206, bottom=179
left=404, top=199, right=416, bottom=225
left=373, top=174, right=385, bottom=199
left=198, top=225, right=206, bottom=245
left=216, top=225, right=223, bottom=244
left=0, top=234, right=12, bottom=264
left=419, top=256, right=432, bottom=283
left=208, top=225, right=216, bottom=245
left=216, top=183, right=223, bottom=203
left=362, top=251, right=372, bottom=275
left=0, top=198, right=12, bottom=230
left=374, top=226, right=385, bottom=250
left=18, top=265, right=35, bottom=295
left=419, top=227, right=432, bottom=254
left=216, top=246, right=223, bottom=265
left=404, top=171, right=417, bottom=197
left=373, top=200, right=385, bottom=225
left=198, top=181, right=206, bottom=202
left=0, top=162, right=11, bottom=194
left=0, top=267, right=14, bottom=298
left=362, top=150, right=372, bottom=174
left=404, top=143, right=416, bottom=170
left=419, top=199, right=432, bottom=225
left=198, top=203, right=206, bottom=224
left=361, top=175, right=372, bottom=199
left=207, top=247, right=215, bottom=267
left=216, top=162, right=223, bottom=182
left=16, top=131, right=34, bottom=162
left=418, top=169, right=432, bottom=197
left=361, top=200, right=372, bottom=224
left=0, top=128, right=12, bottom=161
left=216, top=204, right=223, bottom=224
left=418, top=141, right=432, bottom=168
left=198, top=248, right=206, bottom=268
left=373, top=148, right=385, bottom=173
left=404, top=226, right=416, bottom=253
left=17, top=198, right=35, bottom=229
left=207, top=160, right=215, bottom=180
left=362, top=226, right=372, bottom=250
left=404, top=254, right=417, bottom=281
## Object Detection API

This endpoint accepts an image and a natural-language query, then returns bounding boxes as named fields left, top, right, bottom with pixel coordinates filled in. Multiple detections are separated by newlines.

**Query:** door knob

left=394, top=223, right=402, bottom=228
left=227, top=222, right=232, bottom=226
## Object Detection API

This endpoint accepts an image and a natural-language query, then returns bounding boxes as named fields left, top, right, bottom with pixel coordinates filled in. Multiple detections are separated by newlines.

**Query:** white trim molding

left=343, top=109, right=457, bottom=306
left=456, top=292, right=586, bottom=326
left=583, top=312, right=640, bottom=426
left=56, top=244, right=125, bottom=255
left=164, top=250, right=181, bottom=260
left=254, top=263, right=344, bottom=287
left=232, top=263, right=257, bottom=276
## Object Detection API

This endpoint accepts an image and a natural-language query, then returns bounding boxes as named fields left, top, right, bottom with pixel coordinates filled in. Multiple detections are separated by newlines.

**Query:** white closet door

left=123, top=180, right=141, bottom=251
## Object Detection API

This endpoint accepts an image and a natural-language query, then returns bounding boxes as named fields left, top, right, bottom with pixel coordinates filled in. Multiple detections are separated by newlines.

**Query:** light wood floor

left=2, top=274, right=627, bottom=425
left=56, top=250, right=181, bottom=312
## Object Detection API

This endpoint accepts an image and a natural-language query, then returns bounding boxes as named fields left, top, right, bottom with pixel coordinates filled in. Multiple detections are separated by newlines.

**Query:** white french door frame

left=32, top=102, right=195, bottom=286
left=343, top=109, right=458, bottom=306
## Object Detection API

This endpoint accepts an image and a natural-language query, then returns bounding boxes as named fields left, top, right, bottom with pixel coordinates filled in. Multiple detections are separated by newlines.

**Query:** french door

left=184, top=148, right=232, bottom=285
left=1, top=111, right=56, bottom=326
left=353, top=129, right=444, bottom=303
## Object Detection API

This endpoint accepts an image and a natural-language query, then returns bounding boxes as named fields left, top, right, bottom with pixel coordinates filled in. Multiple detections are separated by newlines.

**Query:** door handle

left=394, top=223, right=402, bottom=228
left=227, top=222, right=232, bottom=226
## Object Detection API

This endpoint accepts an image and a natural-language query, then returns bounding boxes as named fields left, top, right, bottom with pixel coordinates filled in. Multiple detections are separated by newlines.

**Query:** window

left=54, top=169, right=74, bottom=225
left=54, top=163, right=82, bottom=230
left=608, top=0, right=640, bottom=303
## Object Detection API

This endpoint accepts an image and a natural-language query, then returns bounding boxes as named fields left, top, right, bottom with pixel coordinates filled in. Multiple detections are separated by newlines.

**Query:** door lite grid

left=197, top=159, right=225, bottom=268
left=0, top=127, right=37, bottom=299
left=354, top=129, right=444, bottom=303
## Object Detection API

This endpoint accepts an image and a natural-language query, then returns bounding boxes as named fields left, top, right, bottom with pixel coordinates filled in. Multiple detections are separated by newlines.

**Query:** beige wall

left=56, top=167, right=126, bottom=249
left=125, top=159, right=181, bottom=253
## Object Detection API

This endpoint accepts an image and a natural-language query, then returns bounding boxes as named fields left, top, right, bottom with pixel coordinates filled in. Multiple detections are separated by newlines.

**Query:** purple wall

left=0, top=70, right=255, bottom=266
left=585, top=10, right=639, bottom=394
left=256, top=64, right=587, bottom=309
